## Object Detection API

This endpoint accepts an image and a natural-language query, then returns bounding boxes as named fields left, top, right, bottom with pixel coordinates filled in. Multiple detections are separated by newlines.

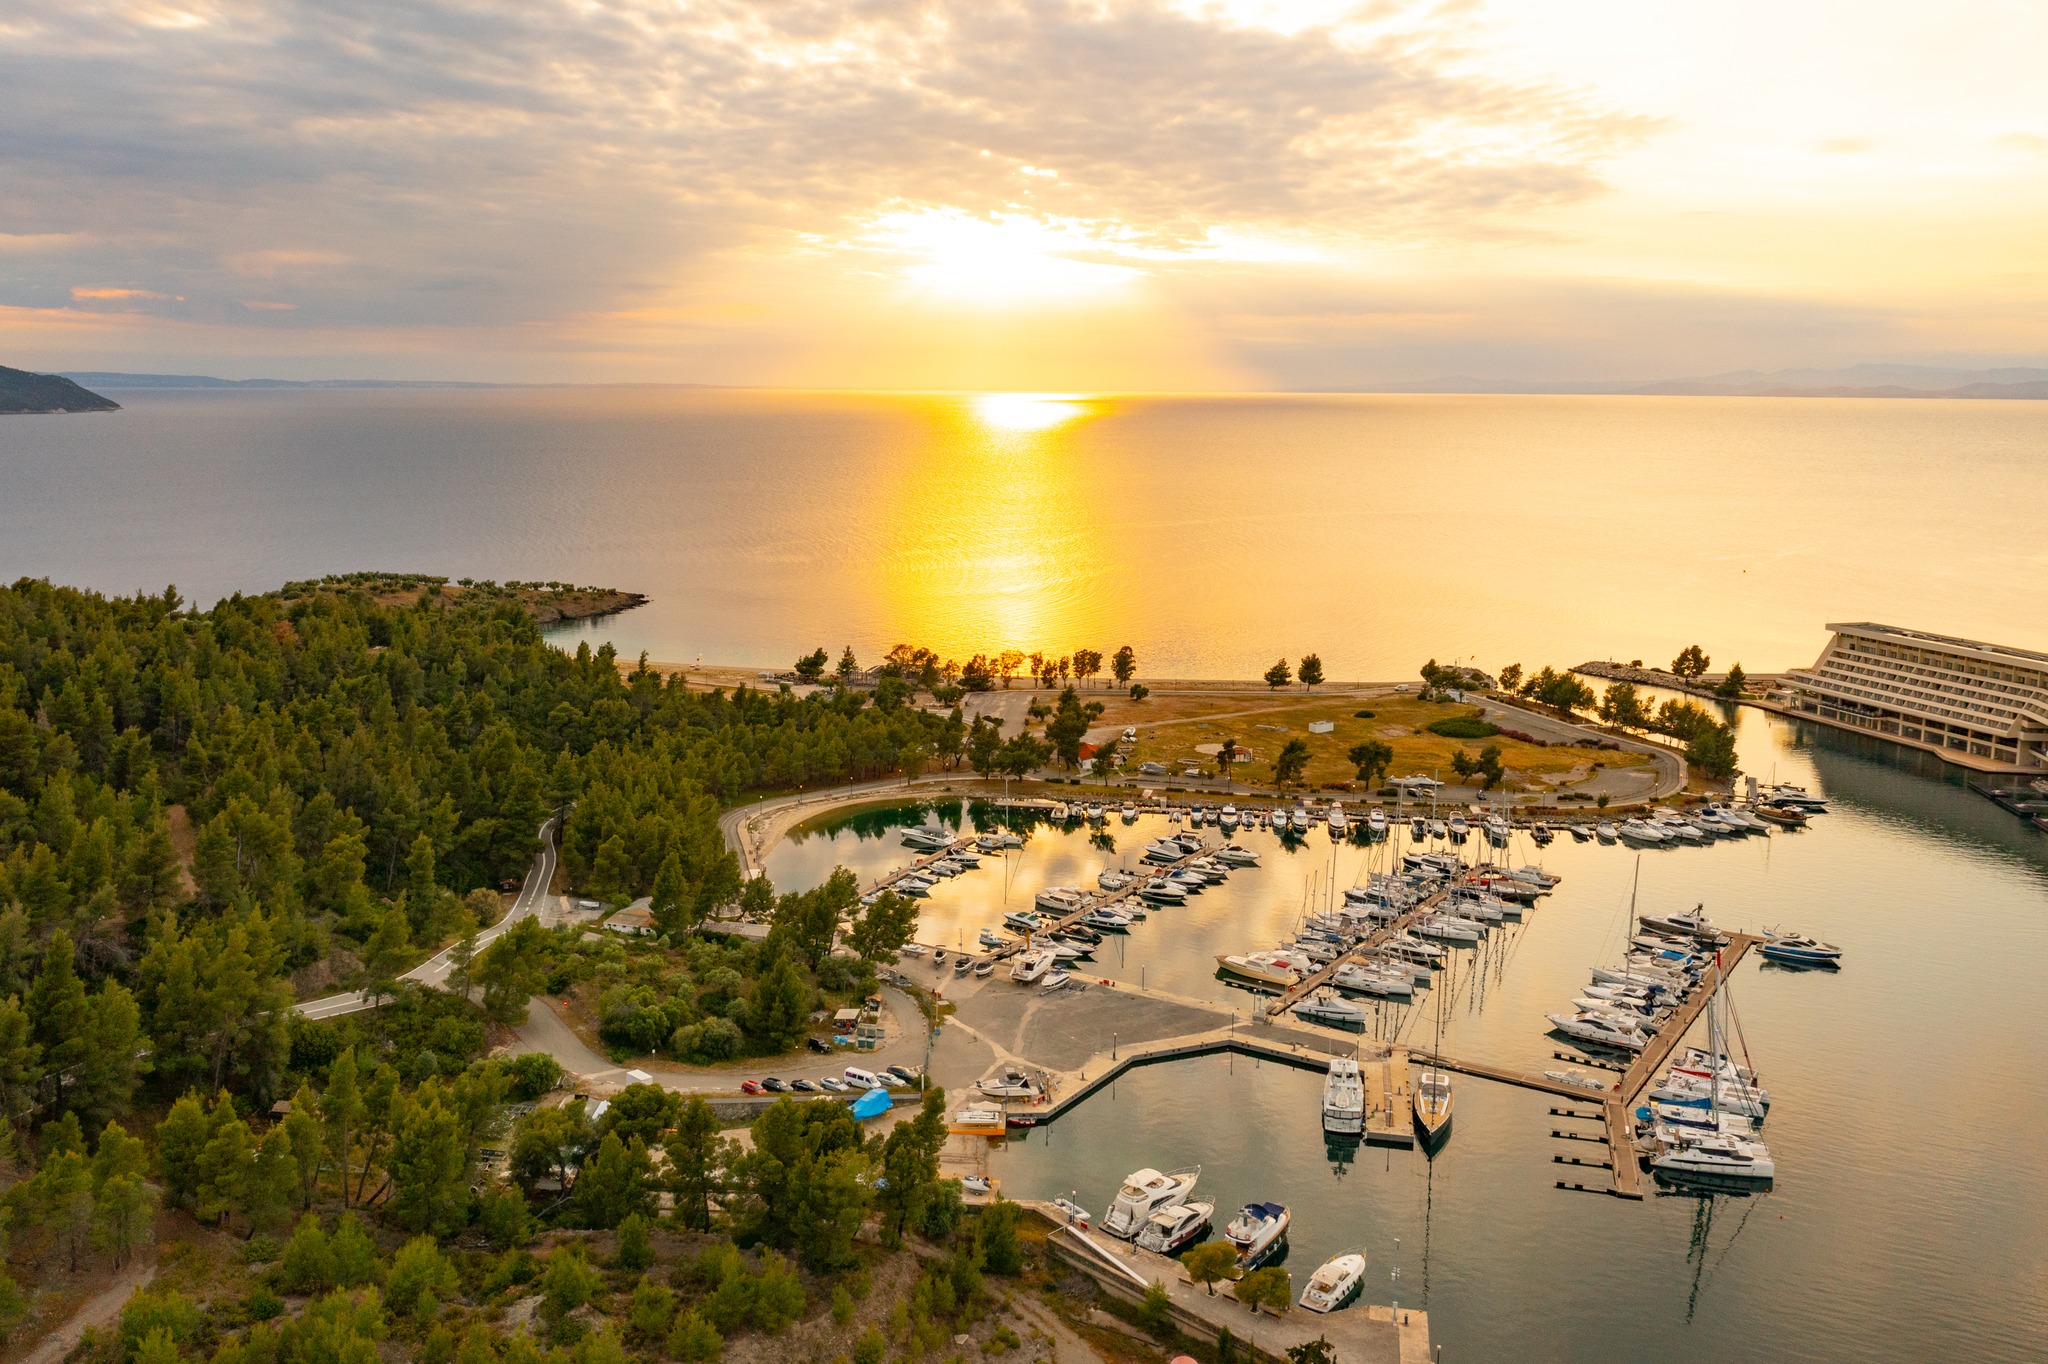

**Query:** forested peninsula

left=0, top=574, right=1045, bottom=1364
left=0, top=365, right=119, bottom=414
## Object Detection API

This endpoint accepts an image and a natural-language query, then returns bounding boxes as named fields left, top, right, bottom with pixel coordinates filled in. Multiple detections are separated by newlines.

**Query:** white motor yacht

left=1414, top=915, right=1482, bottom=944
left=1102, top=1166, right=1200, bottom=1238
left=1410, top=816, right=1428, bottom=840
left=1223, top=1201, right=1290, bottom=1268
left=1367, top=809, right=1388, bottom=837
left=1321, top=1057, right=1365, bottom=1136
left=1651, top=1130, right=1775, bottom=1182
left=974, top=1068, right=1039, bottom=1100
left=1120, top=802, right=1138, bottom=823
left=1085, top=803, right=1105, bottom=823
left=1214, top=844, right=1261, bottom=867
left=1331, top=964, right=1414, bottom=999
left=1290, top=808, right=1312, bottom=834
left=1428, top=819, right=1449, bottom=839
left=1299, top=1253, right=1367, bottom=1314
left=1215, top=952, right=1302, bottom=987
left=1219, top=806, right=1240, bottom=831
left=901, top=826, right=953, bottom=850
left=1135, top=1200, right=1214, bottom=1255
left=1034, top=887, right=1088, bottom=916
left=1595, top=821, right=1619, bottom=842
left=1327, top=804, right=1349, bottom=837
left=1446, top=814, right=1469, bottom=841
left=1546, top=1011, right=1648, bottom=1051
left=1097, top=868, right=1135, bottom=892
left=1140, top=878, right=1189, bottom=904
left=1008, top=948, right=1057, bottom=984
left=1292, top=993, right=1366, bottom=1027
left=1618, top=819, right=1668, bottom=845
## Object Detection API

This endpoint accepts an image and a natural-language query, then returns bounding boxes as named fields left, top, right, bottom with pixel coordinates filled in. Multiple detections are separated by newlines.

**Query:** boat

left=1760, top=929, right=1843, bottom=966
left=974, top=1068, right=1038, bottom=1099
left=1413, top=1068, right=1453, bottom=1147
left=1102, top=1166, right=1201, bottom=1238
left=1618, top=819, right=1668, bottom=846
left=973, top=958, right=995, bottom=978
left=1002, top=910, right=1044, bottom=933
left=1097, top=869, right=1135, bottom=892
left=1755, top=803, right=1809, bottom=827
left=1766, top=784, right=1829, bottom=810
left=1531, top=821, right=1554, bottom=846
left=1215, top=952, right=1302, bottom=987
left=1321, top=1057, right=1364, bottom=1136
left=1330, top=963, right=1413, bottom=998
left=1410, top=816, right=1427, bottom=840
left=977, top=928, right=1007, bottom=949
left=1035, top=887, right=1087, bottom=915
left=1446, top=815, right=1468, bottom=842
left=1120, top=802, right=1138, bottom=823
left=1298, top=1252, right=1367, bottom=1314
left=1428, top=819, right=1448, bottom=839
left=1080, top=908, right=1133, bottom=931
left=1135, top=1200, right=1214, bottom=1255
left=900, top=942, right=930, bottom=957
left=1048, top=940, right=1091, bottom=962
left=1223, top=1202, right=1290, bottom=1269
left=1568, top=823, right=1592, bottom=843
left=953, top=956, right=971, bottom=976
left=1041, top=969, right=1072, bottom=990
left=1085, top=803, right=1105, bottom=823
left=1367, top=809, right=1388, bottom=838
left=1544, top=1068, right=1611, bottom=1093
left=1051, top=1196, right=1092, bottom=1226
left=1008, top=948, right=1057, bottom=984
left=1144, top=839, right=1187, bottom=862
left=1214, top=844, right=1261, bottom=867
left=1546, top=1011, right=1648, bottom=1051
left=1292, top=993, right=1366, bottom=1028
left=1595, top=821, right=1619, bottom=843
left=1651, top=1130, right=1776, bottom=1182
left=1414, top=915, right=1481, bottom=944
left=1056, top=924, right=1103, bottom=946
left=962, top=1175, right=994, bottom=1196
left=1139, top=878, right=1189, bottom=904
left=1219, top=805, right=1240, bottom=831
left=901, top=826, right=953, bottom=850
left=1638, top=906, right=1726, bottom=942
left=1327, top=804, right=1349, bottom=837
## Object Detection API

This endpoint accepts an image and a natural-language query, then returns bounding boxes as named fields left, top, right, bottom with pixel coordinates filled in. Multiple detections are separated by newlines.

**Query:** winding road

left=295, top=816, right=559, bottom=1020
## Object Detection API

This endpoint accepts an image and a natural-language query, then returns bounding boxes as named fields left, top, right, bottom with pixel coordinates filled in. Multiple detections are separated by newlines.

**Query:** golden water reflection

left=867, top=394, right=1118, bottom=661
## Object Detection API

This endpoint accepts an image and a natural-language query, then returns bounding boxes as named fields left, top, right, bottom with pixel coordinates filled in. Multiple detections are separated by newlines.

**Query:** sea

left=5, top=386, right=2047, bottom=1360
left=4, top=385, right=2045, bottom=678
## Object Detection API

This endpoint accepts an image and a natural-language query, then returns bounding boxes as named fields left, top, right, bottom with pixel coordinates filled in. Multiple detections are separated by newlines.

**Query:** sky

left=2, top=0, right=2045, bottom=390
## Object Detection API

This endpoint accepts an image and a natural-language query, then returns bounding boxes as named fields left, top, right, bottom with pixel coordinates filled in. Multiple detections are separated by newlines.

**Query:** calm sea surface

left=3, top=386, right=2045, bottom=677
left=768, top=696, right=2048, bottom=1364
left=6, top=386, right=2046, bottom=1359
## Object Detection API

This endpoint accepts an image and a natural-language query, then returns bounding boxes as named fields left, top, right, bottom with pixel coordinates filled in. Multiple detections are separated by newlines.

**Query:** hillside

left=0, top=363, right=120, bottom=413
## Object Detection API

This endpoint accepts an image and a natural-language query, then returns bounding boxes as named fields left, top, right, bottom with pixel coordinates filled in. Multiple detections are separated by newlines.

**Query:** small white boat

left=1219, top=806, right=1240, bottom=831
left=1321, top=1057, right=1364, bottom=1136
left=1003, top=909, right=1044, bottom=933
left=1330, top=963, right=1413, bottom=998
left=962, top=1175, right=994, bottom=1196
left=1446, top=814, right=1469, bottom=841
left=1327, top=804, right=1349, bottom=837
left=977, top=928, right=1007, bottom=949
left=1290, top=808, right=1312, bottom=834
left=1366, top=809, right=1388, bottom=837
left=1544, top=1068, right=1611, bottom=1093
left=973, top=959, right=995, bottom=978
left=1051, top=1196, right=1092, bottom=1226
left=974, top=1068, right=1038, bottom=1100
left=1135, top=1200, right=1214, bottom=1255
left=1097, top=869, right=1135, bottom=892
left=1102, top=1166, right=1200, bottom=1239
left=1595, top=821, right=1619, bottom=843
left=1410, top=816, right=1427, bottom=840
left=901, top=826, right=953, bottom=850
left=1041, top=969, right=1072, bottom=989
left=1223, top=1201, right=1290, bottom=1268
left=898, top=942, right=930, bottom=957
left=1144, top=839, right=1187, bottom=862
left=1085, top=804, right=1105, bottom=823
left=1299, top=1252, right=1367, bottom=1314
left=1139, top=878, right=1189, bottom=904
left=1215, top=844, right=1261, bottom=867
left=1120, top=802, right=1138, bottom=823
left=1429, top=818, right=1449, bottom=839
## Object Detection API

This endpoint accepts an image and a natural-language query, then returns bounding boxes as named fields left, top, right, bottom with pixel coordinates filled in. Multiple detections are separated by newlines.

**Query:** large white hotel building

left=1785, top=623, right=2048, bottom=772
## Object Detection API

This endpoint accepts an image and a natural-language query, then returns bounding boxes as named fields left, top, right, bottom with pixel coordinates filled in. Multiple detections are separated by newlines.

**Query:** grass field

left=1093, top=688, right=1648, bottom=794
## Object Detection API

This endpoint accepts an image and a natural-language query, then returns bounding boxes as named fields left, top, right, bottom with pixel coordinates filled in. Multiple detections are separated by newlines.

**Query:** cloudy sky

left=3, top=0, right=2044, bottom=388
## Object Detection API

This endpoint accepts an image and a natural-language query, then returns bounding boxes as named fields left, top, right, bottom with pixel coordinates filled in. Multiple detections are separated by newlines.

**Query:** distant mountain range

left=1377, top=364, right=2048, bottom=399
left=0, top=364, right=119, bottom=413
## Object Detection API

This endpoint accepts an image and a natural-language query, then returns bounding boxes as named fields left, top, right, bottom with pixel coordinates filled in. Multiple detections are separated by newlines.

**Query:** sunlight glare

left=972, top=393, right=1087, bottom=431
left=870, top=209, right=1141, bottom=306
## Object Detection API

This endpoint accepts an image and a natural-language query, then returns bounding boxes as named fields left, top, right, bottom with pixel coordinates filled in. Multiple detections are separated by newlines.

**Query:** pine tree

left=387, top=1088, right=470, bottom=1236
left=28, top=931, right=88, bottom=1107
left=283, top=1084, right=326, bottom=1208
left=405, top=834, right=441, bottom=938
left=195, top=1096, right=252, bottom=1227
left=323, top=1049, right=365, bottom=1205
left=243, top=1128, right=299, bottom=1235
left=155, top=1093, right=215, bottom=1210
left=76, top=978, right=145, bottom=1128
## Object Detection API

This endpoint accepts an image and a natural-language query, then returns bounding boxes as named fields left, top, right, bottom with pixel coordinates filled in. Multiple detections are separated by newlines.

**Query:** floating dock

left=1361, top=1046, right=1414, bottom=1147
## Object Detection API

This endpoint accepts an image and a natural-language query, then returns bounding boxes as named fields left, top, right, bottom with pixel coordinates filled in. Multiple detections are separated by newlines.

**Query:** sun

left=868, top=209, right=1141, bottom=307
left=971, top=392, right=1089, bottom=430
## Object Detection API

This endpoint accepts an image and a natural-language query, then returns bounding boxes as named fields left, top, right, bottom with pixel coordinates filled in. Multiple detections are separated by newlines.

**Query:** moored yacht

left=1298, top=1252, right=1367, bottom=1314
left=1097, top=868, right=1134, bottom=892
left=1214, top=843, right=1261, bottom=867
left=1327, top=803, right=1349, bottom=837
left=1102, top=1166, right=1200, bottom=1239
left=1135, top=1200, right=1215, bottom=1255
left=1413, top=1068, right=1453, bottom=1148
left=1292, top=993, right=1366, bottom=1028
left=1219, top=805, right=1240, bottom=831
left=1367, top=809, right=1388, bottom=838
left=1321, top=1057, right=1364, bottom=1136
left=1760, top=928, right=1843, bottom=966
left=1008, top=948, right=1057, bottom=984
left=1215, top=952, right=1303, bottom=987
left=1546, top=1010, right=1648, bottom=1051
left=1223, top=1201, right=1290, bottom=1269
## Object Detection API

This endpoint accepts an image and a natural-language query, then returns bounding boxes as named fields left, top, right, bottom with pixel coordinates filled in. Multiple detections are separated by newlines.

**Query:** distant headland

left=0, top=364, right=119, bottom=413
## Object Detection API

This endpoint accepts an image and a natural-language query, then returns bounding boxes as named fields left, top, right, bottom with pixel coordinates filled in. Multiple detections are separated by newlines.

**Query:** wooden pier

left=1362, top=1046, right=1414, bottom=1146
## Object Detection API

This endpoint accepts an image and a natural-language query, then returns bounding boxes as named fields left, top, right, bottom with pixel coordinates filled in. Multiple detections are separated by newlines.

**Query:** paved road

left=296, top=816, right=560, bottom=1020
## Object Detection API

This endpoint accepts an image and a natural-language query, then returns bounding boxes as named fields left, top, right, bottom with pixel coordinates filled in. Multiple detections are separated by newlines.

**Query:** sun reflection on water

left=971, top=392, right=1088, bottom=431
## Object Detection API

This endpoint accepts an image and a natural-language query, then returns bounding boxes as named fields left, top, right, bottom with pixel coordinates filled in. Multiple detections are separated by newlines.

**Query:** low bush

left=1424, top=716, right=1499, bottom=740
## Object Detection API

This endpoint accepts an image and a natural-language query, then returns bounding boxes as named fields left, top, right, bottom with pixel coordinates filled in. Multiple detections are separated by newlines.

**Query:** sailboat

left=1650, top=958, right=1775, bottom=1184
left=1415, top=939, right=1453, bottom=1149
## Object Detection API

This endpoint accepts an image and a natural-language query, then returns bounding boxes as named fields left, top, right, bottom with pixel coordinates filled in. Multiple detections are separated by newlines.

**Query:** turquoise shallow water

left=768, top=702, right=2048, bottom=1363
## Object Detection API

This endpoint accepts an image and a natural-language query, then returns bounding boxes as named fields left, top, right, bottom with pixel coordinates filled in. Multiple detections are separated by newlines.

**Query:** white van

left=842, top=1067, right=881, bottom=1089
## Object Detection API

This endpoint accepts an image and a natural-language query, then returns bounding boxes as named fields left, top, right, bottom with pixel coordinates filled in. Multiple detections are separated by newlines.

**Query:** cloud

left=70, top=286, right=176, bottom=300
left=0, top=0, right=1650, bottom=346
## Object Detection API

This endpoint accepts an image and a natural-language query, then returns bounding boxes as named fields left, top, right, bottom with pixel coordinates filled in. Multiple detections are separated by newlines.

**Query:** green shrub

left=666, top=1311, right=722, bottom=1362
left=852, top=1327, right=886, bottom=1364
left=120, top=1290, right=202, bottom=1359
left=1424, top=716, right=1499, bottom=740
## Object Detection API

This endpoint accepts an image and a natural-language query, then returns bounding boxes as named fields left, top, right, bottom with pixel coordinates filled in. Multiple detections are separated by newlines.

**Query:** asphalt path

left=295, top=816, right=559, bottom=1020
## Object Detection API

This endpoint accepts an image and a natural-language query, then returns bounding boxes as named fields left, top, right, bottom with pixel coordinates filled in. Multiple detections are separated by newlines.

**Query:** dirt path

left=16, top=1259, right=155, bottom=1364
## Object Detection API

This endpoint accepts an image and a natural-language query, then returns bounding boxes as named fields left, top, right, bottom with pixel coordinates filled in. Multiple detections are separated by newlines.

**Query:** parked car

left=762, top=1077, right=790, bottom=1093
left=886, top=1065, right=921, bottom=1084
left=790, top=1079, right=819, bottom=1093
left=806, top=1037, right=833, bottom=1055
left=740, top=1080, right=763, bottom=1096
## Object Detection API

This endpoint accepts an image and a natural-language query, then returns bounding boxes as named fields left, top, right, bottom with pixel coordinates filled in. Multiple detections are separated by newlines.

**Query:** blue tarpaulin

left=851, top=1087, right=894, bottom=1120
